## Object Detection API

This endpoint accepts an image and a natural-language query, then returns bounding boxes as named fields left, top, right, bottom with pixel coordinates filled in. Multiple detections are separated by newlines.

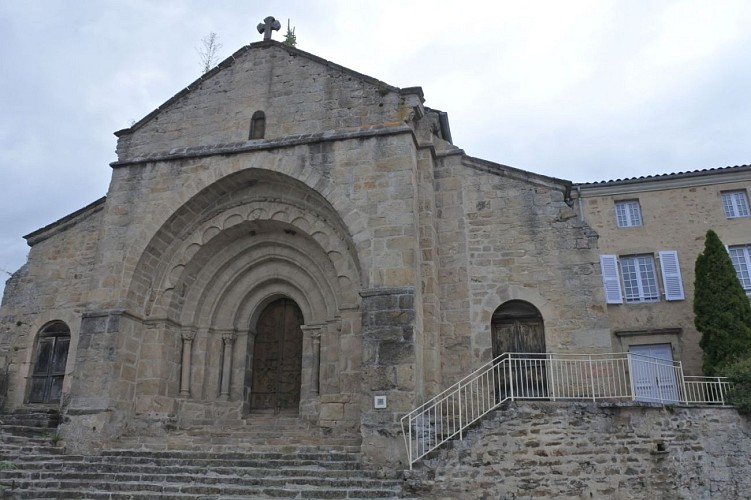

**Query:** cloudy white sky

left=1, top=0, right=751, bottom=297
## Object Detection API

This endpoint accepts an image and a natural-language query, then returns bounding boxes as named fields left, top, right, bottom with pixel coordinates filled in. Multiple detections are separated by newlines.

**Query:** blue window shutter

left=659, top=250, right=684, bottom=301
left=600, top=255, right=623, bottom=304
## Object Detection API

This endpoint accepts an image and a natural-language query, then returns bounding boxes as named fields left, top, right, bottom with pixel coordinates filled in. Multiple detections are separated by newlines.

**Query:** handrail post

left=718, top=377, right=725, bottom=405
left=508, top=355, right=514, bottom=401
left=458, top=381, right=463, bottom=441
left=408, top=414, right=413, bottom=469
left=678, top=361, right=688, bottom=404
left=627, top=353, right=636, bottom=401
left=549, top=354, right=556, bottom=401
left=589, top=355, right=596, bottom=402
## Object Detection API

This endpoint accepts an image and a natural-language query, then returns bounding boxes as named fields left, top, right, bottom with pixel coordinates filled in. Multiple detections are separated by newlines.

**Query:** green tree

left=694, top=229, right=751, bottom=375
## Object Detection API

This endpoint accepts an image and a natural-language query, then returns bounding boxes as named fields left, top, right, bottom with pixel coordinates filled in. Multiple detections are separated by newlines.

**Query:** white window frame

left=599, top=251, right=684, bottom=304
left=615, top=200, right=642, bottom=227
left=722, top=190, right=750, bottom=219
left=728, top=244, right=751, bottom=294
left=620, top=254, right=660, bottom=303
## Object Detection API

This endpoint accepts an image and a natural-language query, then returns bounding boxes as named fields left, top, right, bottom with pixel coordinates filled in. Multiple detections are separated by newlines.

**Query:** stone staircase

left=0, top=409, right=407, bottom=499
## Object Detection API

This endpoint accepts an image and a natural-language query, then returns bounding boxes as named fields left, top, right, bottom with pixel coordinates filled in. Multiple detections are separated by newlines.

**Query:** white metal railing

left=684, top=376, right=731, bottom=404
left=401, top=352, right=731, bottom=468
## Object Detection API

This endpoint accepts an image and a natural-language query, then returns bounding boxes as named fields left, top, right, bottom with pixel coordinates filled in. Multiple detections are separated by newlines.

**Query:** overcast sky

left=2, top=0, right=751, bottom=298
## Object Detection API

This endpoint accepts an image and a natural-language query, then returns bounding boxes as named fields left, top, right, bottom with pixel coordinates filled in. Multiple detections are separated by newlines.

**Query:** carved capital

left=181, top=327, right=197, bottom=342
left=222, top=330, right=237, bottom=344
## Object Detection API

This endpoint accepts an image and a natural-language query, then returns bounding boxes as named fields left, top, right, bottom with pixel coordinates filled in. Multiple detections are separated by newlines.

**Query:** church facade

left=0, top=38, right=704, bottom=466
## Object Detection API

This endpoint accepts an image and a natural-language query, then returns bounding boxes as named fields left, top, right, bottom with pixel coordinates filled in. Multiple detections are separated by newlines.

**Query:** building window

left=599, top=251, right=684, bottom=304
left=249, top=111, right=266, bottom=140
left=615, top=200, right=642, bottom=227
left=722, top=190, right=750, bottom=218
left=620, top=255, right=659, bottom=303
left=728, top=245, right=751, bottom=294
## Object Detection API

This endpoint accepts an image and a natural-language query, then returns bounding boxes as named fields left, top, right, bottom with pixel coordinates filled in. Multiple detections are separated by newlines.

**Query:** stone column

left=179, top=328, right=197, bottom=397
left=242, top=330, right=257, bottom=414
left=219, top=331, right=236, bottom=401
left=311, top=331, right=322, bottom=395
left=301, top=324, right=325, bottom=396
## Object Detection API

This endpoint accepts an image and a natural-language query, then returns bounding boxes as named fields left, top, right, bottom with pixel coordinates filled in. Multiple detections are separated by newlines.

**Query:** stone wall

left=0, top=200, right=104, bottom=408
left=434, top=155, right=611, bottom=387
left=406, top=401, right=751, bottom=499
left=360, top=286, right=417, bottom=466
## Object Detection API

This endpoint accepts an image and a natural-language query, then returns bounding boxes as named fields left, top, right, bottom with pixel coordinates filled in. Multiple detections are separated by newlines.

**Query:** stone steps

left=3, top=470, right=394, bottom=495
left=0, top=409, right=406, bottom=498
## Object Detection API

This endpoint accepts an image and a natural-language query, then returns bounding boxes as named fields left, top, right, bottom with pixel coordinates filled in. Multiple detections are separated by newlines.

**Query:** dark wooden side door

left=250, top=298, right=304, bottom=412
left=492, top=301, right=547, bottom=399
left=29, top=334, right=70, bottom=404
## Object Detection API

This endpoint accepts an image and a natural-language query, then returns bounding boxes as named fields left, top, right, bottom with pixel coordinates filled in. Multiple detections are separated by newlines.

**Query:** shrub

left=724, top=356, right=751, bottom=414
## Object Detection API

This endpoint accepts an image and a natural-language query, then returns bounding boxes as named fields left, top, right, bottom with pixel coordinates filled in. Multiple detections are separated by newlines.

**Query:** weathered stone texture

left=407, top=402, right=751, bottom=499
left=360, top=286, right=417, bottom=466
left=434, top=157, right=610, bottom=386
left=0, top=201, right=104, bottom=408
left=116, top=42, right=408, bottom=161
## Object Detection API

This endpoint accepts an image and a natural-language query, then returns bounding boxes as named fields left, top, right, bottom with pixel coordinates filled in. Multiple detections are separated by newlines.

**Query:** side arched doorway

left=492, top=301, right=547, bottom=398
left=28, top=321, right=71, bottom=404
left=249, top=298, right=304, bottom=413
left=491, top=300, right=545, bottom=356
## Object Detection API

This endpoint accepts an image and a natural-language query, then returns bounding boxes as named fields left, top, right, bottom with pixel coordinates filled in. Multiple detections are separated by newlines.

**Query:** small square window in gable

left=614, top=200, right=642, bottom=227
left=721, top=190, right=750, bottom=219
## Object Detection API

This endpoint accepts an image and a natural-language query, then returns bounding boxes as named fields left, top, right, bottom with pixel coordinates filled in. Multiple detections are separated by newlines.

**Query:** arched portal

left=492, top=300, right=547, bottom=398
left=28, top=321, right=70, bottom=404
left=123, top=169, right=365, bottom=427
left=249, top=298, right=304, bottom=412
left=491, top=300, right=545, bottom=356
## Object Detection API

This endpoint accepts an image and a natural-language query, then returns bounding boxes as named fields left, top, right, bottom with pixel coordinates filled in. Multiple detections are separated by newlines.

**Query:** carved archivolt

left=127, top=170, right=363, bottom=332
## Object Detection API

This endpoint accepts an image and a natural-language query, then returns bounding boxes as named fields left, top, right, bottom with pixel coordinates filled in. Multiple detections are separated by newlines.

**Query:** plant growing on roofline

left=197, top=32, right=223, bottom=74
left=694, top=230, right=751, bottom=375
left=283, top=19, right=297, bottom=47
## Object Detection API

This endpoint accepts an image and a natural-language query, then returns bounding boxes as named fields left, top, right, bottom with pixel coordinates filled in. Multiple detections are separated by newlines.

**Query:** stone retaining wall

left=406, top=402, right=751, bottom=499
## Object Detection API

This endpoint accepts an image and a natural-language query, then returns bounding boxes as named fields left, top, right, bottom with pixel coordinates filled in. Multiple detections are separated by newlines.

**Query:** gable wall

left=116, top=43, right=408, bottom=161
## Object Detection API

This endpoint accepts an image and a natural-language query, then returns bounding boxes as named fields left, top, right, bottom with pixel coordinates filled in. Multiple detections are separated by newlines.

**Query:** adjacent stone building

left=0, top=35, right=748, bottom=468
left=574, top=166, right=751, bottom=375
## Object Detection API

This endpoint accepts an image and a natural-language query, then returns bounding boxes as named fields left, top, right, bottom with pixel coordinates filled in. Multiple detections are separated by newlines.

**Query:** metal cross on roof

left=257, top=16, right=281, bottom=41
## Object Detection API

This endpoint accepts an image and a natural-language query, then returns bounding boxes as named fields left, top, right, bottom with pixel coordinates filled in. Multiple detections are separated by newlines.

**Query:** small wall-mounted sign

left=374, top=395, right=387, bottom=409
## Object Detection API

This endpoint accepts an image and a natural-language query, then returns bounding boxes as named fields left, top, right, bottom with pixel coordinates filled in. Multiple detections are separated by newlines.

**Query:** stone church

left=0, top=32, right=612, bottom=466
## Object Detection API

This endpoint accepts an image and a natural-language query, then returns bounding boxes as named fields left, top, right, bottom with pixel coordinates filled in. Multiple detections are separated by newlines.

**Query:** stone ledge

left=359, top=286, right=415, bottom=298
left=111, top=125, right=413, bottom=167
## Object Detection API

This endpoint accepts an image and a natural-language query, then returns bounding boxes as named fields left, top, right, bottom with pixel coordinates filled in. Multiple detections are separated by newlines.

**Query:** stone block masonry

left=406, top=401, right=751, bottom=499
left=360, top=286, right=417, bottom=466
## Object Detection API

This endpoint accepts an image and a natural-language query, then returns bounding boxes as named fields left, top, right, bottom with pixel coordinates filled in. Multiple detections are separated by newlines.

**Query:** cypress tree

left=694, top=230, right=751, bottom=375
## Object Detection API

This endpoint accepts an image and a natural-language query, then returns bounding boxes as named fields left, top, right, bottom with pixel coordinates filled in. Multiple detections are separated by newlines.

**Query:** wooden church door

left=492, top=301, right=547, bottom=398
left=28, top=322, right=70, bottom=404
left=250, top=298, right=304, bottom=412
